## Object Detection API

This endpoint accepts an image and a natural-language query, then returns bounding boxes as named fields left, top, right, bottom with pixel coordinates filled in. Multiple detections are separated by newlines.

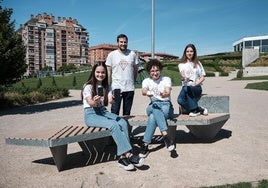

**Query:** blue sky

left=2, top=0, right=268, bottom=56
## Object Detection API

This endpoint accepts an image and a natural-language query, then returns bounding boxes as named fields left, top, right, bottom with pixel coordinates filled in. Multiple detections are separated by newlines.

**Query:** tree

left=0, top=4, right=27, bottom=85
left=72, top=76, right=77, bottom=87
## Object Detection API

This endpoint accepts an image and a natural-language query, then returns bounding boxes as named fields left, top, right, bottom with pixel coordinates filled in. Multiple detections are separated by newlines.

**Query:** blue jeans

left=143, top=100, right=174, bottom=144
left=84, top=107, right=132, bottom=156
left=111, top=91, right=134, bottom=116
left=177, top=85, right=202, bottom=111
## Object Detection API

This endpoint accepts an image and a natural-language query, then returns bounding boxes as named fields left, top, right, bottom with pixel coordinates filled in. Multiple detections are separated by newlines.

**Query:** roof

left=233, top=35, right=268, bottom=46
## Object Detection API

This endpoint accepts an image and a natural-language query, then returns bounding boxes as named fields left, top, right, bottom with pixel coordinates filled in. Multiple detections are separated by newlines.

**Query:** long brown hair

left=81, top=62, right=109, bottom=106
left=180, top=44, right=199, bottom=67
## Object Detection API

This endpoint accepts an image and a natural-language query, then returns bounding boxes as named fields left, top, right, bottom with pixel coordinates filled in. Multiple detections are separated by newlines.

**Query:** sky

left=2, top=0, right=268, bottom=57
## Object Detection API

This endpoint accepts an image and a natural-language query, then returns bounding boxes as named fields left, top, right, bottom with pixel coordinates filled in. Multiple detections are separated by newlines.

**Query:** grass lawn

left=13, top=66, right=182, bottom=90
left=232, top=75, right=268, bottom=91
left=203, top=179, right=268, bottom=188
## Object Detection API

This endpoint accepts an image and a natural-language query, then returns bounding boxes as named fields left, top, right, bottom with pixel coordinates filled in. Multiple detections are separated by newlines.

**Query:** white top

left=178, top=61, right=206, bottom=86
left=82, top=84, right=112, bottom=108
left=105, top=49, right=139, bottom=92
left=142, top=76, right=172, bottom=101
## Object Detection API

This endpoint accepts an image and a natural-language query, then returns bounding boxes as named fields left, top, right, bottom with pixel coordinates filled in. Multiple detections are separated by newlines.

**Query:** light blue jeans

left=84, top=107, right=132, bottom=156
left=177, top=85, right=202, bottom=111
left=142, top=100, right=174, bottom=144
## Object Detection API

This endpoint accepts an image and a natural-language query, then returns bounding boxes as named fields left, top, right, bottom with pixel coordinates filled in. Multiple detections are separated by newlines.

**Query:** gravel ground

left=0, top=74, right=267, bottom=188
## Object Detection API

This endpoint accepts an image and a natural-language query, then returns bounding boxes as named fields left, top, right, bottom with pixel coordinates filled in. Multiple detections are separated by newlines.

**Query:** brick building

left=88, top=44, right=117, bottom=65
left=17, top=13, right=89, bottom=76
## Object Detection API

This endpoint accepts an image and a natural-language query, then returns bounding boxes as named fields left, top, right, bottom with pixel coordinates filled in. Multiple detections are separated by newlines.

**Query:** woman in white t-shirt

left=81, top=62, right=144, bottom=171
left=177, top=44, right=208, bottom=117
left=138, top=59, right=175, bottom=158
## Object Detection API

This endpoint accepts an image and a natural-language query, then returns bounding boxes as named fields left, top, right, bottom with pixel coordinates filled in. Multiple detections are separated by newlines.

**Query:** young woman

left=81, top=62, right=144, bottom=171
left=139, top=59, right=175, bottom=158
left=177, top=44, right=208, bottom=117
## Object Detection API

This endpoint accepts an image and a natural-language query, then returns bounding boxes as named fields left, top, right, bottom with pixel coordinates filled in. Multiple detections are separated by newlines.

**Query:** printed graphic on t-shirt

left=119, top=59, right=128, bottom=70
left=152, top=87, right=161, bottom=96
left=185, top=68, right=194, bottom=78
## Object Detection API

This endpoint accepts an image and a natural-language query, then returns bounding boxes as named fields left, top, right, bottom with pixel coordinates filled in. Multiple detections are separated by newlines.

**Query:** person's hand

left=160, top=91, right=168, bottom=98
left=188, top=81, right=195, bottom=86
left=108, top=95, right=114, bottom=104
left=93, top=95, right=101, bottom=103
left=146, top=91, right=153, bottom=97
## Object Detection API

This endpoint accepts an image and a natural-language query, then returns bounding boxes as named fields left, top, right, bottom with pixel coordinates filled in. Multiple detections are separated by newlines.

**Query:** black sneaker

left=118, top=157, right=134, bottom=171
left=128, top=153, right=144, bottom=167
left=139, top=143, right=149, bottom=158
left=198, top=106, right=208, bottom=116
left=163, top=135, right=175, bottom=151
left=179, top=105, right=189, bottom=114
left=189, top=108, right=201, bottom=117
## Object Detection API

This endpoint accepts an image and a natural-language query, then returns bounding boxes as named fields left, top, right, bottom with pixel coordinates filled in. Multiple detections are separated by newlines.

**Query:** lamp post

left=151, top=0, right=155, bottom=59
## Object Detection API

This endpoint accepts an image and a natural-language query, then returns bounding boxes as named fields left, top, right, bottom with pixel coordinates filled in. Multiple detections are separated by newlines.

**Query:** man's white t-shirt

left=106, top=49, right=139, bottom=92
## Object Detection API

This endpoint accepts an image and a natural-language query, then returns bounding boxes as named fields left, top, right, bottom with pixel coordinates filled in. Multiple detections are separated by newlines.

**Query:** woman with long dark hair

left=81, top=62, right=144, bottom=171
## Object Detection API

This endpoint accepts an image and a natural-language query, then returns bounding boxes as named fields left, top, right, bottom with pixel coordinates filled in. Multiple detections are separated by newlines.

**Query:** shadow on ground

left=32, top=128, right=231, bottom=171
left=0, top=100, right=82, bottom=116
left=131, top=126, right=232, bottom=144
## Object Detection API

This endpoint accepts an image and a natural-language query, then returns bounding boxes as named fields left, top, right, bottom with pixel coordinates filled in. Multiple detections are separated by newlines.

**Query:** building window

left=245, top=41, right=252, bottom=48
left=253, top=40, right=260, bottom=46
left=262, top=39, right=268, bottom=45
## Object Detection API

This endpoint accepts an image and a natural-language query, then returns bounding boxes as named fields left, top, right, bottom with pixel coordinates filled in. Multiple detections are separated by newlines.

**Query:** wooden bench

left=5, top=95, right=230, bottom=171
left=5, top=122, right=112, bottom=171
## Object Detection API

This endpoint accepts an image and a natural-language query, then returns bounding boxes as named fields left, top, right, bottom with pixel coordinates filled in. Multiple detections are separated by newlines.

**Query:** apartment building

left=18, top=13, right=89, bottom=76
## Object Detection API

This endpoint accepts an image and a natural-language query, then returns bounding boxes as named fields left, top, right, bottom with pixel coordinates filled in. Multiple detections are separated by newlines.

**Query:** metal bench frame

left=5, top=124, right=111, bottom=171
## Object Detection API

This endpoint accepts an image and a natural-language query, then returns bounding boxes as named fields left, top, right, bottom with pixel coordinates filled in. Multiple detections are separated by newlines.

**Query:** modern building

left=88, top=44, right=117, bottom=65
left=17, top=13, right=89, bottom=76
left=233, top=35, right=268, bottom=53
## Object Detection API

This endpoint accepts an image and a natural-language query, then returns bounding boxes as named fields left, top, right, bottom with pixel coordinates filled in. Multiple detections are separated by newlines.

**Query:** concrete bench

left=126, top=95, right=230, bottom=141
left=5, top=122, right=112, bottom=171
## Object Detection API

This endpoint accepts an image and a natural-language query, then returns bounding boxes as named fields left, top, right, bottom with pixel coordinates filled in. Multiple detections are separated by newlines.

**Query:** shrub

left=72, top=76, right=77, bottom=87
left=220, top=72, right=229, bottom=76
left=52, top=77, right=57, bottom=86
left=36, top=78, right=42, bottom=89
left=0, top=86, right=69, bottom=109
left=205, top=72, right=215, bottom=77
left=237, top=69, right=243, bottom=79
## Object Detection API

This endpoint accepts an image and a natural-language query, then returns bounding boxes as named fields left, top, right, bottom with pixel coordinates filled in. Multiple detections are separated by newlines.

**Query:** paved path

left=0, top=75, right=267, bottom=188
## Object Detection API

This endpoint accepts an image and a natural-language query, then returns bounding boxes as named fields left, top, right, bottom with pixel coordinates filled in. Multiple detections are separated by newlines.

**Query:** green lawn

left=13, top=67, right=182, bottom=90
left=202, top=179, right=268, bottom=188
left=232, top=75, right=268, bottom=91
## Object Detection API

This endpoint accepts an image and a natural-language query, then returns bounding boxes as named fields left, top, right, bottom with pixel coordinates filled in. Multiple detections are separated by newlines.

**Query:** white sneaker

left=200, top=107, right=208, bottom=116
left=189, top=110, right=201, bottom=117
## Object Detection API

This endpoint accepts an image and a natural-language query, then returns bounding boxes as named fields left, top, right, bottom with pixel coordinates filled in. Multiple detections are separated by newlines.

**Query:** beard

left=119, top=45, right=127, bottom=52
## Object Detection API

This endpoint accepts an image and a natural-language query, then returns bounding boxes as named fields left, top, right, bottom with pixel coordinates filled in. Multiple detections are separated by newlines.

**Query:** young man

left=105, top=34, right=138, bottom=116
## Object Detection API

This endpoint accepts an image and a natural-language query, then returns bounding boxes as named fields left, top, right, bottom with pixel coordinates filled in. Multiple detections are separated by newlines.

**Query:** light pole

left=151, top=0, right=155, bottom=59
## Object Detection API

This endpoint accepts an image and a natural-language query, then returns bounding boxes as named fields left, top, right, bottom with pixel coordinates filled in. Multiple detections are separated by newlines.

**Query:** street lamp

left=151, top=0, right=155, bottom=59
